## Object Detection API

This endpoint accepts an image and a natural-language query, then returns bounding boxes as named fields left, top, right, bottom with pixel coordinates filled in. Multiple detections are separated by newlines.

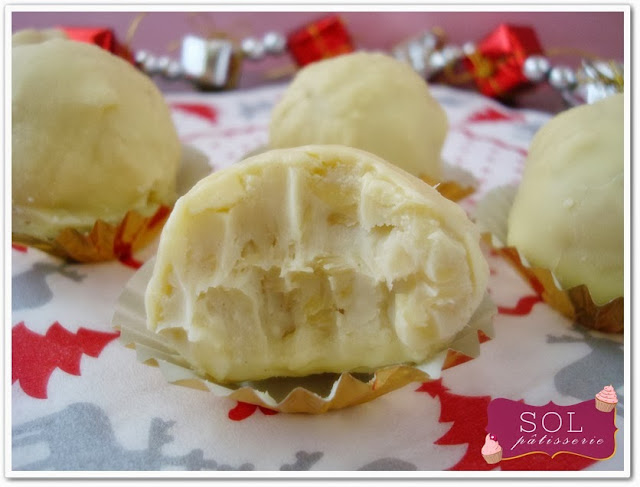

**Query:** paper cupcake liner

left=476, top=185, right=623, bottom=334
left=595, top=398, right=617, bottom=413
left=12, top=206, right=171, bottom=263
left=420, top=160, right=477, bottom=202
left=12, top=144, right=212, bottom=263
left=112, top=258, right=496, bottom=414
left=483, top=450, right=503, bottom=464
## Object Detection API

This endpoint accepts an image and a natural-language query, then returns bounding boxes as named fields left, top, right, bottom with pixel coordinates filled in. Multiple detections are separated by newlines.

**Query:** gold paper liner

left=12, top=206, right=171, bottom=263
left=12, top=144, right=213, bottom=263
left=420, top=174, right=475, bottom=202
left=112, top=258, right=496, bottom=414
left=476, top=185, right=623, bottom=334
left=420, top=157, right=478, bottom=202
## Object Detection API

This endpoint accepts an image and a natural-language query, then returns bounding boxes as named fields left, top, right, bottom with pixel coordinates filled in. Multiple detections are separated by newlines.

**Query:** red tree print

left=12, top=322, right=120, bottom=399
left=171, top=103, right=219, bottom=124
left=228, top=401, right=278, bottom=421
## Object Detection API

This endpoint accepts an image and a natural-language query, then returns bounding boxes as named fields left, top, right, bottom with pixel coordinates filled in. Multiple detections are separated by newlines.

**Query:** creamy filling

left=147, top=152, right=483, bottom=382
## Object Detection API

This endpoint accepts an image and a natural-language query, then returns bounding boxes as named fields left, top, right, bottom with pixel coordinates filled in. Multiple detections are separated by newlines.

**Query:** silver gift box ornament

left=180, top=35, right=242, bottom=90
left=136, top=35, right=242, bottom=90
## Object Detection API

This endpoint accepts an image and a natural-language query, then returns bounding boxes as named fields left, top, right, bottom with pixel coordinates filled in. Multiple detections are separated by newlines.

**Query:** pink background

left=12, top=11, right=625, bottom=112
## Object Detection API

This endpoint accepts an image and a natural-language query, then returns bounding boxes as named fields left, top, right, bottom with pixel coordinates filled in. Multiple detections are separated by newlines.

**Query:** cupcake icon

left=482, top=433, right=502, bottom=464
left=595, top=385, right=618, bottom=412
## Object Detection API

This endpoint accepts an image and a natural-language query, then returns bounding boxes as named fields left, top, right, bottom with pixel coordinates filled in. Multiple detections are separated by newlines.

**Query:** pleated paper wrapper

left=12, top=145, right=212, bottom=263
left=420, top=160, right=476, bottom=202
left=475, top=185, right=623, bottom=334
left=112, top=259, right=496, bottom=414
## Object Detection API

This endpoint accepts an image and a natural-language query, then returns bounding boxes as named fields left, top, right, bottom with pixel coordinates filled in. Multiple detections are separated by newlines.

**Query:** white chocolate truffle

left=507, top=94, right=623, bottom=305
left=12, top=27, right=68, bottom=46
left=12, top=38, right=181, bottom=240
left=269, top=52, right=447, bottom=181
left=145, top=145, right=489, bottom=383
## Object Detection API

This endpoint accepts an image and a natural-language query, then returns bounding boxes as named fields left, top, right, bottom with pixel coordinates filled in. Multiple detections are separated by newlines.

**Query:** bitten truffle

left=145, top=145, right=489, bottom=382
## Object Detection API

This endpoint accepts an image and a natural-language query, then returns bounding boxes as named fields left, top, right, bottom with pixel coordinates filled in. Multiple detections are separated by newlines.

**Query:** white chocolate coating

left=507, top=94, right=623, bottom=305
left=12, top=27, right=67, bottom=46
left=12, top=38, right=181, bottom=239
left=145, top=145, right=488, bottom=382
left=269, top=52, right=447, bottom=180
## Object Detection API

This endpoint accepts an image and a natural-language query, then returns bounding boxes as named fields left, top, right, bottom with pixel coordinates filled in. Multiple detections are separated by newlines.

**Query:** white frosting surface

left=269, top=52, right=447, bottom=180
left=12, top=38, right=181, bottom=239
left=507, top=94, right=623, bottom=305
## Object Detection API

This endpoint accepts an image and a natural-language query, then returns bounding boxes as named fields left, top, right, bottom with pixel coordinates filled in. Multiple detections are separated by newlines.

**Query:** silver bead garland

left=522, top=55, right=551, bottom=83
left=135, top=31, right=289, bottom=90
left=392, top=31, right=453, bottom=78
left=392, top=29, right=623, bottom=107
left=134, top=26, right=623, bottom=105
left=262, top=31, right=287, bottom=55
left=522, top=55, right=623, bottom=106
left=240, top=37, right=266, bottom=60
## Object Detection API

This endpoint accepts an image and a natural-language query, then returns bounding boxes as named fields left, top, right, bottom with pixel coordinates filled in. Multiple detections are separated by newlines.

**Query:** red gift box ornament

left=286, top=15, right=355, bottom=67
left=60, top=26, right=133, bottom=62
left=464, top=24, right=543, bottom=98
left=49, top=16, right=355, bottom=90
